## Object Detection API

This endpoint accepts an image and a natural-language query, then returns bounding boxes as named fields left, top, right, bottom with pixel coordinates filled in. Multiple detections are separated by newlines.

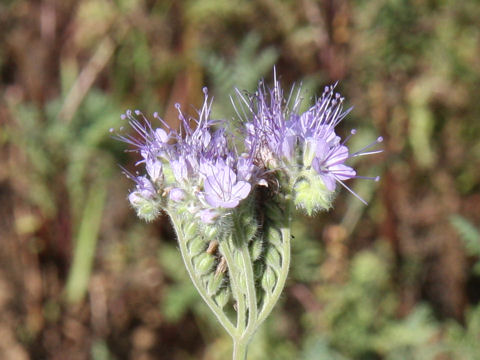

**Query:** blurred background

left=1, top=0, right=480, bottom=359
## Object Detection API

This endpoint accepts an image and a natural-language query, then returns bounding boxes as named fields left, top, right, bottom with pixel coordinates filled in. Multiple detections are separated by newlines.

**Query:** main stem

left=232, top=337, right=249, bottom=360
left=219, top=240, right=246, bottom=333
left=224, top=211, right=259, bottom=360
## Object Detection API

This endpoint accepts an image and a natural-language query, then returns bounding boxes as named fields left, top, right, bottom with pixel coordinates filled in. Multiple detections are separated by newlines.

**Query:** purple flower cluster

left=119, top=88, right=256, bottom=223
left=238, top=73, right=382, bottom=203
left=120, top=71, right=381, bottom=222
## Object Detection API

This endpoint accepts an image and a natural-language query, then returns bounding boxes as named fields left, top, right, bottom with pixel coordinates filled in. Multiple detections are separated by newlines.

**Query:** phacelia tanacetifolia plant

left=117, top=71, right=382, bottom=359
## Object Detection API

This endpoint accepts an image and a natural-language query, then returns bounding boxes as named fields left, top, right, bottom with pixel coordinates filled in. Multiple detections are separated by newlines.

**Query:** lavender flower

left=203, top=162, right=252, bottom=208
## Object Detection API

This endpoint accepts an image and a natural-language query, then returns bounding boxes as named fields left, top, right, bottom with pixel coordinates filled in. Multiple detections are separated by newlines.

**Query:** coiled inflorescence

left=120, top=76, right=381, bottom=221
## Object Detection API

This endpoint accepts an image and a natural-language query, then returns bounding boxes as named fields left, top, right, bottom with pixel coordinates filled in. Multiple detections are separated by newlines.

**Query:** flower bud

left=169, top=188, right=186, bottom=202
left=162, top=163, right=176, bottom=184
left=214, top=288, right=230, bottom=308
left=184, top=222, right=198, bottom=240
left=146, top=157, right=163, bottom=184
left=204, top=225, right=219, bottom=239
left=250, top=238, right=263, bottom=261
left=265, top=202, right=284, bottom=223
left=188, top=236, right=205, bottom=256
left=128, top=192, right=160, bottom=222
left=206, top=272, right=224, bottom=296
left=265, top=247, right=282, bottom=270
left=293, top=170, right=333, bottom=215
left=193, top=253, right=215, bottom=275
left=261, top=267, right=276, bottom=293
left=302, top=138, right=317, bottom=167
left=266, top=227, right=282, bottom=248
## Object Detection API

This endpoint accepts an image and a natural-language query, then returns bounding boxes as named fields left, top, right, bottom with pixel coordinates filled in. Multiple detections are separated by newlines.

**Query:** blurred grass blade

left=450, top=215, right=480, bottom=256
left=65, top=180, right=107, bottom=303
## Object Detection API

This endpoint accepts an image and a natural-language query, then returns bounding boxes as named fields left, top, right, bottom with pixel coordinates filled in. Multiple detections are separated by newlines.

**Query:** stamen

left=354, top=175, right=380, bottom=181
left=334, top=177, right=368, bottom=205
left=350, top=136, right=383, bottom=157
left=341, top=129, right=357, bottom=145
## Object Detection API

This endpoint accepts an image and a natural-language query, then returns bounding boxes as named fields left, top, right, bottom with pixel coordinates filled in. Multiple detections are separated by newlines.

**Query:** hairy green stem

left=219, top=240, right=246, bottom=333
left=170, top=213, right=236, bottom=337
left=240, top=244, right=258, bottom=335
left=232, top=337, right=248, bottom=360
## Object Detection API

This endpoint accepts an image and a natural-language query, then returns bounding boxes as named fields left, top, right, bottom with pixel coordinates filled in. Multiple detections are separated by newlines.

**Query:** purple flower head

left=236, top=74, right=302, bottom=167
left=235, top=69, right=382, bottom=204
left=119, top=87, right=256, bottom=223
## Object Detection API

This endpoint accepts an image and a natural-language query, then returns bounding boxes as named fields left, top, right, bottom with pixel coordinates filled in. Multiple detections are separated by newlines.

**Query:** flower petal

left=330, top=164, right=356, bottom=180
left=232, top=181, right=252, bottom=201
left=320, top=174, right=337, bottom=192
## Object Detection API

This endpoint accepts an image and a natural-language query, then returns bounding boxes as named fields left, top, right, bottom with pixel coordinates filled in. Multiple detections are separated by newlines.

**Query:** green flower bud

left=188, top=236, right=206, bottom=256
left=250, top=238, right=263, bottom=261
left=266, top=227, right=282, bottom=248
left=206, top=272, right=224, bottom=296
left=204, top=225, right=218, bottom=240
left=261, top=266, right=276, bottom=293
left=265, top=247, right=282, bottom=270
left=129, top=192, right=160, bottom=222
left=214, top=288, right=230, bottom=308
left=193, top=253, right=215, bottom=275
left=245, top=219, right=258, bottom=243
left=294, top=170, right=334, bottom=215
left=265, top=202, right=284, bottom=223
left=184, top=222, right=198, bottom=240
left=253, top=262, right=265, bottom=279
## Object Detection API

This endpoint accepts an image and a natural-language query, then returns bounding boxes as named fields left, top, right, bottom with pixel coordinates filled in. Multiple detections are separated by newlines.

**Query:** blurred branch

left=58, top=24, right=127, bottom=123
left=65, top=180, right=106, bottom=303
